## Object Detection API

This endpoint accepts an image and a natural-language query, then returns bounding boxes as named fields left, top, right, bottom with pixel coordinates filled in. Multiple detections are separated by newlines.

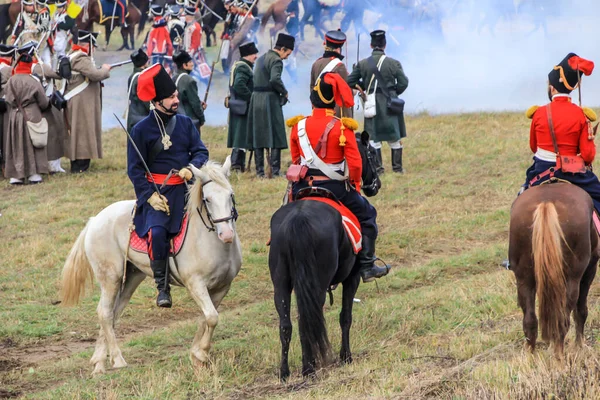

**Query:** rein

left=194, top=179, right=239, bottom=232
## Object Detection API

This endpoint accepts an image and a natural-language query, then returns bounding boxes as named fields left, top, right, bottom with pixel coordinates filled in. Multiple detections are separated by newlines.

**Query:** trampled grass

left=2, top=111, right=600, bottom=399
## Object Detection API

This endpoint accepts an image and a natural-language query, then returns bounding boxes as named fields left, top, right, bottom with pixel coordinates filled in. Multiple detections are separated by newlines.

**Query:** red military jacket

left=529, top=95, right=596, bottom=164
left=184, top=21, right=202, bottom=55
left=147, top=23, right=174, bottom=56
left=289, top=108, right=362, bottom=191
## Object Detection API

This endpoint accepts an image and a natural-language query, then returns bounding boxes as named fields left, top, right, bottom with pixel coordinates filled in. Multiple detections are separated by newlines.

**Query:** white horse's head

left=188, top=157, right=237, bottom=243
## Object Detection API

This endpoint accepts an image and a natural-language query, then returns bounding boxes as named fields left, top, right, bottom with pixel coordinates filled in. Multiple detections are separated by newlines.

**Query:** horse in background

left=61, top=159, right=242, bottom=374
left=200, top=0, right=226, bottom=47
left=269, top=132, right=381, bottom=380
left=259, top=0, right=291, bottom=39
left=76, top=0, right=142, bottom=50
left=509, top=183, right=600, bottom=359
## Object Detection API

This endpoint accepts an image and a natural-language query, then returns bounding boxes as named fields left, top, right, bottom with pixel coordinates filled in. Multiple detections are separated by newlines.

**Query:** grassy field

left=2, top=111, right=600, bottom=399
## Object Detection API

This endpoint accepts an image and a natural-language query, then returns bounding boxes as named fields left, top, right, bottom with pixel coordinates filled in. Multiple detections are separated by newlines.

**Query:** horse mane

left=186, top=161, right=232, bottom=212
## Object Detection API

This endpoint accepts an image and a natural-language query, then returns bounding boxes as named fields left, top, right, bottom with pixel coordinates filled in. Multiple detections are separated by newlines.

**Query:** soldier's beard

left=158, top=101, right=178, bottom=114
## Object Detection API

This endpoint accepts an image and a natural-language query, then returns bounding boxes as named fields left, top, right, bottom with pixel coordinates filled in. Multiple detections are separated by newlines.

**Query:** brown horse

left=509, top=182, right=600, bottom=359
left=77, top=0, right=141, bottom=50
left=260, top=0, right=291, bottom=39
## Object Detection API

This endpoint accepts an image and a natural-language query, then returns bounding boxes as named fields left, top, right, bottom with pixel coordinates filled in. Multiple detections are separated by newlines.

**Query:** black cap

left=184, top=6, right=196, bottom=16
left=173, top=50, right=192, bottom=67
left=370, top=30, right=386, bottom=48
left=17, top=43, right=35, bottom=63
left=325, top=29, right=346, bottom=49
left=130, top=48, right=148, bottom=68
left=77, top=30, right=99, bottom=47
left=138, top=64, right=177, bottom=102
left=275, top=33, right=295, bottom=50
left=239, top=42, right=258, bottom=57
left=0, top=44, right=16, bottom=58
left=548, top=53, right=595, bottom=94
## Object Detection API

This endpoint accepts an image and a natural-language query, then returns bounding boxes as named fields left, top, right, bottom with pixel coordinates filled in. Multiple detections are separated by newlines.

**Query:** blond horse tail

left=61, top=220, right=94, bottom=306
left=532, top=202, right=568, bottom=344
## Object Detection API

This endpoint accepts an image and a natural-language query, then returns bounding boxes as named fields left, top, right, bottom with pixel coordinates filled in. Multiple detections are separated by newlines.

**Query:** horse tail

left=61, top=220, right=94, bottom=307
left=532, top=202, right=568, bottom=344
left=283, top=209, right=331, bottom=366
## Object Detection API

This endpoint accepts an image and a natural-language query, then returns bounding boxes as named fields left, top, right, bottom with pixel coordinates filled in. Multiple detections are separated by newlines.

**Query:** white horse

left=61, top=158, right=242, bottom=375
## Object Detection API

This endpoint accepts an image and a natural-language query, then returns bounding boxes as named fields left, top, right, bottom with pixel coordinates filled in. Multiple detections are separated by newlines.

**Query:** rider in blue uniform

left=127, top=64, right=209, bottom=307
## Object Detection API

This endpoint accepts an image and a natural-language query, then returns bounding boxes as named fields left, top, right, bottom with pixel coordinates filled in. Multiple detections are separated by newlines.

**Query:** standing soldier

left=3, top=45, right=51, bottom=184
left=146, top=5, right=173, bottom=66
left=166, top=5, right=185, bottom=53
left=172, top=50, right=206, bottom=133
left=63, top=30, right=111, bottom=173
left=310, top=29, right=351, bottom=118
left=182, top=6, right=201, bottom=57
left=227, top=41, right=258, bottom=172
left=52, top=0, right=82, bottom=60
left=129, top=64, right=209, bottom=307
left=246, top=32, right=294, bottom=178
left=0, top=45, right=15, bottom=173
left=347, top=30, right=409, bottom=174
left=126, top=49, right=150, bottom=131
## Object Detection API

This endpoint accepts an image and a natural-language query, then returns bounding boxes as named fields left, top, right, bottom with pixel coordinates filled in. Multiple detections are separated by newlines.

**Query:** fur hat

left=239, top=42, right=258, bottom=57
left=548, top=53, right=594, bottom=94
left=370, top=30, right=386, bottom=48
left=172, top=50, right=192, bottom=67
left=130, top=48, right=148, bottom=68
left=137, top=64, right=177, bottom=102
left=275, top=33, right=295, bottom=50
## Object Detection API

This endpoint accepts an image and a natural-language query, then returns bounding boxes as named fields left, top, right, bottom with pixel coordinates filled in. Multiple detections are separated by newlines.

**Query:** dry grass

left=1, top=110, right=600, bottom=399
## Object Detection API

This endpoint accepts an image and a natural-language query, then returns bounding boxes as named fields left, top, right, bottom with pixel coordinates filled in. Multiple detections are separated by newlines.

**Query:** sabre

left=203, top=61, right=216, bottom=103
left=113, top=113, right=170, bottom=215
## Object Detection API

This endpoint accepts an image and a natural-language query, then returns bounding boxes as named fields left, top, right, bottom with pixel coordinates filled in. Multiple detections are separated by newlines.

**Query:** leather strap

left=367, top=55, right=391, bottom=100
left=545, top=104, right=560, bottom=155
left=314, top=118, right=337, bottom=158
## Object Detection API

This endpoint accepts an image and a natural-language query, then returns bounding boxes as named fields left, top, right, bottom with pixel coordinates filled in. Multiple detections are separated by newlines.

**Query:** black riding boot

left=231, top=149, right=245, bottom=172
left=255, top=148, right=265, bottom=177
left=392, top=148, right=403, bottom=173
left=375, top=149, right=384, bottom=175
left=150, top=259, right=172, bottom=308
left=358, top=236, right=390, bottom=283
left=70, top=159, right=91, bottom=173
left=271, top=148, right=281, bottom=177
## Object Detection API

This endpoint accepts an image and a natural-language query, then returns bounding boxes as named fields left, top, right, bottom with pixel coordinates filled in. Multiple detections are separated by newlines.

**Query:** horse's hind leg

left=517, top=274, right=538, bottom=352
left=339, top=271, right=360, bottom=364
left=575, top=259, right=598, bottom=347
left=274, top=274, right=292, bottom=381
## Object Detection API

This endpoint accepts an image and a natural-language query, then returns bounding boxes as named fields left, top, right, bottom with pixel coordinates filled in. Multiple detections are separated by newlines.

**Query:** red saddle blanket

left=129, top=214, right=190, bottom=255
left=299, top=197, right=362, bottom=254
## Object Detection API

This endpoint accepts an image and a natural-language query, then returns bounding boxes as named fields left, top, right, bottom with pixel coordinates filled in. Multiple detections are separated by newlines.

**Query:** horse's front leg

left=339, top=270, right=360, bottom=364
left=187, top=278, right=227, bottom=368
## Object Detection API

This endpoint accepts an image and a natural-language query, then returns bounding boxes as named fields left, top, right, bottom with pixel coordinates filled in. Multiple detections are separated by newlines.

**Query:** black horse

left=269, top=131, right=381, bottom=380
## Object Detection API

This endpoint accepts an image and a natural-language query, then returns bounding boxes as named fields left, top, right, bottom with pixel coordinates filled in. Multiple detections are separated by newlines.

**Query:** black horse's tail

left=282, top=209, right=331, bottom=368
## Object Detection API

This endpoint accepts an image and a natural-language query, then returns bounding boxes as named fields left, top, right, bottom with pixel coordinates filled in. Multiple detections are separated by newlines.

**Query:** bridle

left=196, top=179, right=238, bottom=232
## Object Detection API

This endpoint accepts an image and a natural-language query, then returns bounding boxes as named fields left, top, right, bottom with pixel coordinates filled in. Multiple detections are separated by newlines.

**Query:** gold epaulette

left=525, top=105, right=539, bottom=119
left=583, top=107, right=598, bottom=122
left=341, top=117, right=358, bottom=131
left=286, top=115, right=305, bottom=127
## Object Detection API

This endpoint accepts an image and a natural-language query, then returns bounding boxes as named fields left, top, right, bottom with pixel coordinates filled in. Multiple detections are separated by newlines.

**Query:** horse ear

left=190, top=164, right=207, bottom=182
left=222, top=156, right=232, bottom=177
left=361, top=131, right=370, bottom=146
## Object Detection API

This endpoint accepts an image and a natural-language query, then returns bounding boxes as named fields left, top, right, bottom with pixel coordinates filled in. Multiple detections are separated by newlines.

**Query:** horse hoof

left=190, top=351, right=210, bottom=369
left=112, top=356, right=128, bottom=369
left=91, top=363, right=106, bottom=376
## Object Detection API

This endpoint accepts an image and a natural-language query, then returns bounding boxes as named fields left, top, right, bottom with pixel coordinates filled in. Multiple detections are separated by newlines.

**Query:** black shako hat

left=137, top=64, right=177, bottom=102
left=325, top=29, right=346, bottom=49
left=16, top=43, right=35, bottom=64
left=150, top=4, right=164, bottom=16
left=548, top=52, right=595, bottom=94
left=184, top=6, right=196, bottom=16
left=239, top=41, right=258, bottom=57
left=172, top=50, right=192, bottom=67
left=130, top=48, right=148, bottom=68
left=275, top=33, right=295, bottom=50
left=370, top=30, right=386, bottom=48
left=0, top=44, right=16, bottom=58
left=77, top=30, right=99, bottom=47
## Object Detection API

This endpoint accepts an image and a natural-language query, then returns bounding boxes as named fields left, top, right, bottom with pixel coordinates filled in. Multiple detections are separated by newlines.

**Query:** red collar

left=0, top=58, right=11, bottom=66
left=13, top=62, right=32, bottom=75
left=311, top=108, right=335, bottom=118
left=72, top=44, right=90, bottom=54
left=552, top=96, right=572, bottom=103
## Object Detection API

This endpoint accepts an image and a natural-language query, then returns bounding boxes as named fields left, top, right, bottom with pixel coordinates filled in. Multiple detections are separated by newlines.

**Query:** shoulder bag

left=367, top=56, right=405, bottom=116
left=9, top=79, right=48, bottom=148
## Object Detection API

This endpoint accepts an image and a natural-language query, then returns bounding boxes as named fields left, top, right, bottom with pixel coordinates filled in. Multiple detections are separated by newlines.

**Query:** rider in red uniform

left=287, top=72, right=389, bottom=283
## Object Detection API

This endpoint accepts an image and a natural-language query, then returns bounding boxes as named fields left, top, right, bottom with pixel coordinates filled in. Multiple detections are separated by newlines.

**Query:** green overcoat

left=173, top=70, right=205, bottom=131
left=246, top=50, right=288, bottom=150
left=227, top=59, right=254, bottom=149
left=347, top=49, right=409, bottom=142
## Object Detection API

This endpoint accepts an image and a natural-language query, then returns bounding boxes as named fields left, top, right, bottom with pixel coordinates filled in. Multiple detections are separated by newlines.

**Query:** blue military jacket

left=127, top=112, right=209, bottom=237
